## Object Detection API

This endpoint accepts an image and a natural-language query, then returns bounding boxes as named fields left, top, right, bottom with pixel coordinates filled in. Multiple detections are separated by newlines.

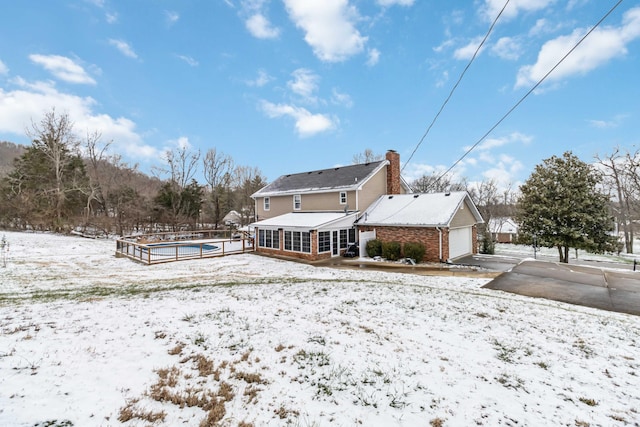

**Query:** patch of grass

left=118, top=399, right=166, bottom=423
left=33, top=421, right=74, bottom=427
left=294, top=349, right=331, bottom=368
left=430, top=418, right=445, bottom=427
left=579, top=397, right=598, bottom=406
left=168, top=342, right=185, bottom=356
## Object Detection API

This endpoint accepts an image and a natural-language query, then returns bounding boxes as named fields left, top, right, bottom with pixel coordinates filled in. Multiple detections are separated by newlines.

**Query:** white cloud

left=491, top=37, right=522, bottom=60
left=176, top=55, right=199, bottom=67
left=0, top=78, right=156, bottom=159
left=165, top=10, right=179, bottom=26
left=259, top=100, right=336, bottom=137
left=108, top=39, right=138, bottom=59
left=588, top=114, right=628, bottom=129
left=29, top=54, right=96, bottom=85
left=106, top=12, right=118, bottom=24
left=245, top=13, right=280, bottom=39
left=246, top=69, right=272, bottom=87
left=0, top=60, right=8, bottom=75
left=453, top=36, right=485, bottom=60
left=331, top=88, right=353, bottom=108
left=468, top=132, right=533, bottom=152
left=283, top=0, right=367, bottom=62
left=287, top=68, right=319, bottom=101
left=481, top=0, right=556, bottom=22
left=516, top=6, right=640, bottom=88
left=367, top=48, right=380, bottom=66
left=377, top=0, right=414, bottom=6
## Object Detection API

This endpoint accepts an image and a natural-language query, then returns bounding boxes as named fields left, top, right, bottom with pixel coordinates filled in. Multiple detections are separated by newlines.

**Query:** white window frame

left=339, top=191, right=347, bottom=205
left=293, top=194, right=301, bottom=211
left=264, top=197, right=270, bottom=211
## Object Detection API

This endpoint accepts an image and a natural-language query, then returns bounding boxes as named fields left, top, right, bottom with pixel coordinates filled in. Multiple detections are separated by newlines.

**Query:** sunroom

left=251, top=211, right=359, bottom=261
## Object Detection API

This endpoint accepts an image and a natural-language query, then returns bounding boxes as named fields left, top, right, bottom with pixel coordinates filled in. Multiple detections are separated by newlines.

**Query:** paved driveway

left=481, top=259, right=640, bottom=316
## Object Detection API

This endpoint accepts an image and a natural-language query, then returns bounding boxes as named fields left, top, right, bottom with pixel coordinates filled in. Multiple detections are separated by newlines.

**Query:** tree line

left=0, top=109, right=266, bottom=236
left=0, top=109, right=635, bottom=263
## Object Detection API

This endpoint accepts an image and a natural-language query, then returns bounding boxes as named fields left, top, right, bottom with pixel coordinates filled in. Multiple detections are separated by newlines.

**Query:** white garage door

left=449, top=227, right=472, bottom=260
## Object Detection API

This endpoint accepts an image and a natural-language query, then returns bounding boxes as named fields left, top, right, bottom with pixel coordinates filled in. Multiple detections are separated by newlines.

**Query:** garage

left=449, top=226, right=472, bottom=260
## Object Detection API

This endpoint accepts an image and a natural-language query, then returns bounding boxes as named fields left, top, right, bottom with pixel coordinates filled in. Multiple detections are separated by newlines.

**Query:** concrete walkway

left=483, top=259, right=640, bottom=316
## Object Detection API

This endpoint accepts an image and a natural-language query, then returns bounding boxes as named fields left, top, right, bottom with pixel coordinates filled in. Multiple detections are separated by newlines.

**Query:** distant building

left=488, top=217, right=519, bottom=243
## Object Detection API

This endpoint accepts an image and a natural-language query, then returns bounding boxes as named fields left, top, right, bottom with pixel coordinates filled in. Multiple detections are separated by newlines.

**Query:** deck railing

left=115, top=230, right=254, bottom=265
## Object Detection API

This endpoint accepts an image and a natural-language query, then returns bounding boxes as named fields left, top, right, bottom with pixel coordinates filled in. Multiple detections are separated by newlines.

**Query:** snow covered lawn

left=1, top=231, right=639, bottom=426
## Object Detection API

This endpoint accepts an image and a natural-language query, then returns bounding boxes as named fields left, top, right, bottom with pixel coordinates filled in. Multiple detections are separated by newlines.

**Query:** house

left=250, top=151, right=483, bottom=262
left=488, top=217, right=519, bottom=243
left=250, top=150, right=408, bottom=261
left=222, top=210, right=242, bottom=227
left=356, top=191, right=484, bottom=262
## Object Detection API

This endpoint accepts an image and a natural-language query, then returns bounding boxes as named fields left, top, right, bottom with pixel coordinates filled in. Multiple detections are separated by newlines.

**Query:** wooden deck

left=115, top=230, right=254, bottom=265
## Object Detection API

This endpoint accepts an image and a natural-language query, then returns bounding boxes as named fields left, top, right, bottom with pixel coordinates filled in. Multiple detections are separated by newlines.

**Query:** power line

left=402, top=0, right=511, bottom=173
left=431, top=0, right=625, bottom=190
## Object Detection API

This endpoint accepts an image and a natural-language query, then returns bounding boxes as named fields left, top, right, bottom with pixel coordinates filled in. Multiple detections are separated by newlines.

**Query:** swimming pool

left=142, top=242, right=220, bottom=257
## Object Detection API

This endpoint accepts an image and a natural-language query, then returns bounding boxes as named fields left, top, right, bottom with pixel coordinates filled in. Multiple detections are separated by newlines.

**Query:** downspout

left=436, top=227, right=443, bottom=262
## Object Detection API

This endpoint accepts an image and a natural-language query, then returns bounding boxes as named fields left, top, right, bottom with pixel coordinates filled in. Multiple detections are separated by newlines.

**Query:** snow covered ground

left=1, top=231, right=639, bottom=426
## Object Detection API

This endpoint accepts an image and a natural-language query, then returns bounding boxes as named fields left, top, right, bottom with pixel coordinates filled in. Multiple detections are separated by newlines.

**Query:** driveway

left=478, top=258, right=640, bottom=316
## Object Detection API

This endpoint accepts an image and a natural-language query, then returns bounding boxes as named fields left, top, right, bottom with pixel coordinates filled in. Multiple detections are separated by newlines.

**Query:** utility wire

left=431, top=0, right=625, bottom=190
left=401, top=0, right=511, bottom=173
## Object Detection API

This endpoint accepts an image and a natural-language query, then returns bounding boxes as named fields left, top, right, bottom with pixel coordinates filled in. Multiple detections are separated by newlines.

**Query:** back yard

left=0, top=231, right=639, bottom=426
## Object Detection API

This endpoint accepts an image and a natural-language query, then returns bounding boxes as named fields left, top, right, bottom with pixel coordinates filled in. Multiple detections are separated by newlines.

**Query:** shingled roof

left=252, top=160, right=387, bottom=198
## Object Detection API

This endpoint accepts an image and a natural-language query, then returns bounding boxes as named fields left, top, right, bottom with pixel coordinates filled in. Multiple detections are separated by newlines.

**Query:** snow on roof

left=358, top=191, right=482, bottom=227
left=251, top=211, right=359, bottom=230
left=488, top=217, right=519, bottom=233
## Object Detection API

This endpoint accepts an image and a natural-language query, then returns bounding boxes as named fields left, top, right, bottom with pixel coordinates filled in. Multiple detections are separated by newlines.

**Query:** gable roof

left=251, top=160, right=388, bottom=198
left=357, top=191, right=484, bottom=228
left=488, top=217, right=518, bottom=234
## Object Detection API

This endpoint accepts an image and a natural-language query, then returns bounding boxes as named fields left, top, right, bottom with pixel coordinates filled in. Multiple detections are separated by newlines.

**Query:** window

left=340, top=192, right=347, bottom=205
left=264, top=197, right=270, bottom=211
left=318, top=231, right=331, bottom=253
left=340, top=229, right=348, bottom=249
left=258, top=229, right=279, bottom=249
left=284, top=230, right=311, bottom=253
left=348, top=228, right=356, bottom=244
left=293, top=194, right=301, bottom=210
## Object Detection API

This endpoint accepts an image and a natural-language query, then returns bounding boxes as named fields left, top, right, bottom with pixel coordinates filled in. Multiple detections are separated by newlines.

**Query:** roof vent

left=413, top=194, right=419, bottom=198
left=388, top=195, right=394, bottom=199
left=445, top=192, right=450, bottom=196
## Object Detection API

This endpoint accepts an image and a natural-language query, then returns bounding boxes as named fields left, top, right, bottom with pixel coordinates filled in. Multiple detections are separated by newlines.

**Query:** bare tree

left=596, top=146, right=635, bottom=253
left=352, top=149, right=384, bottom=164
left=26, top=109, right=81, bottom=226
left=203, top=148, right=234, bottom=228
left=233, top=166, right=266, bottom=225
left=411, top=172, right=467, bottom=193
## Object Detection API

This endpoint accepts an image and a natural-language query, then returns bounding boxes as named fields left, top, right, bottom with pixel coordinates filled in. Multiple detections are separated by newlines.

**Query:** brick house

left=250, top=151, right=483, bottom=262
left=251, top=150, right=409, bottom=261
left=357, top=191, right=484, bottom=262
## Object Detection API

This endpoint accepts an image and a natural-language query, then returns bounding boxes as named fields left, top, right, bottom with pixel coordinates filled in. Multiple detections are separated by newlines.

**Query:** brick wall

left=385, top=150, right=401, bottom=195
left=358, top=225, right=448, bottom=262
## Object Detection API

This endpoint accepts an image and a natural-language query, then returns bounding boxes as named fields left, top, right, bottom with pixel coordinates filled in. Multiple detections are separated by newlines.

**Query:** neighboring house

left=488, top=217, right=519, bottom=243
left=356, top=192, right=484, bottom=262
left=250, top=150, right=408, bottom=261
left=223, top=210, right=242, bottom=227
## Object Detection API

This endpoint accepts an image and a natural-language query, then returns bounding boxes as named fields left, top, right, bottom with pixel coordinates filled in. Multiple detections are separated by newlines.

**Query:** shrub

left=382, top=241, right=402, bottom=261
left=479, top=231, right=495, bottom=254
left=365, top=239, right=382, bottom=258
left=403, top=242, right=425, bottom=262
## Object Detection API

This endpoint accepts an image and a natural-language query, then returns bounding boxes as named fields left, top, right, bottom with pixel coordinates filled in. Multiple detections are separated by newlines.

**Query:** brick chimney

left=386, top=150, right=401, bottom=195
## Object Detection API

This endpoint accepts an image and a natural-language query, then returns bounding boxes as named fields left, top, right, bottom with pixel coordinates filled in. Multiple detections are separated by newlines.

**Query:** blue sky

left=0, top=0, right=639, bottom=189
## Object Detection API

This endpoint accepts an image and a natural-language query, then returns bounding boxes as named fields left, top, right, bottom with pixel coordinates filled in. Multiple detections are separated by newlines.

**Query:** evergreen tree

left=516, top=151, right=617, bottom=263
